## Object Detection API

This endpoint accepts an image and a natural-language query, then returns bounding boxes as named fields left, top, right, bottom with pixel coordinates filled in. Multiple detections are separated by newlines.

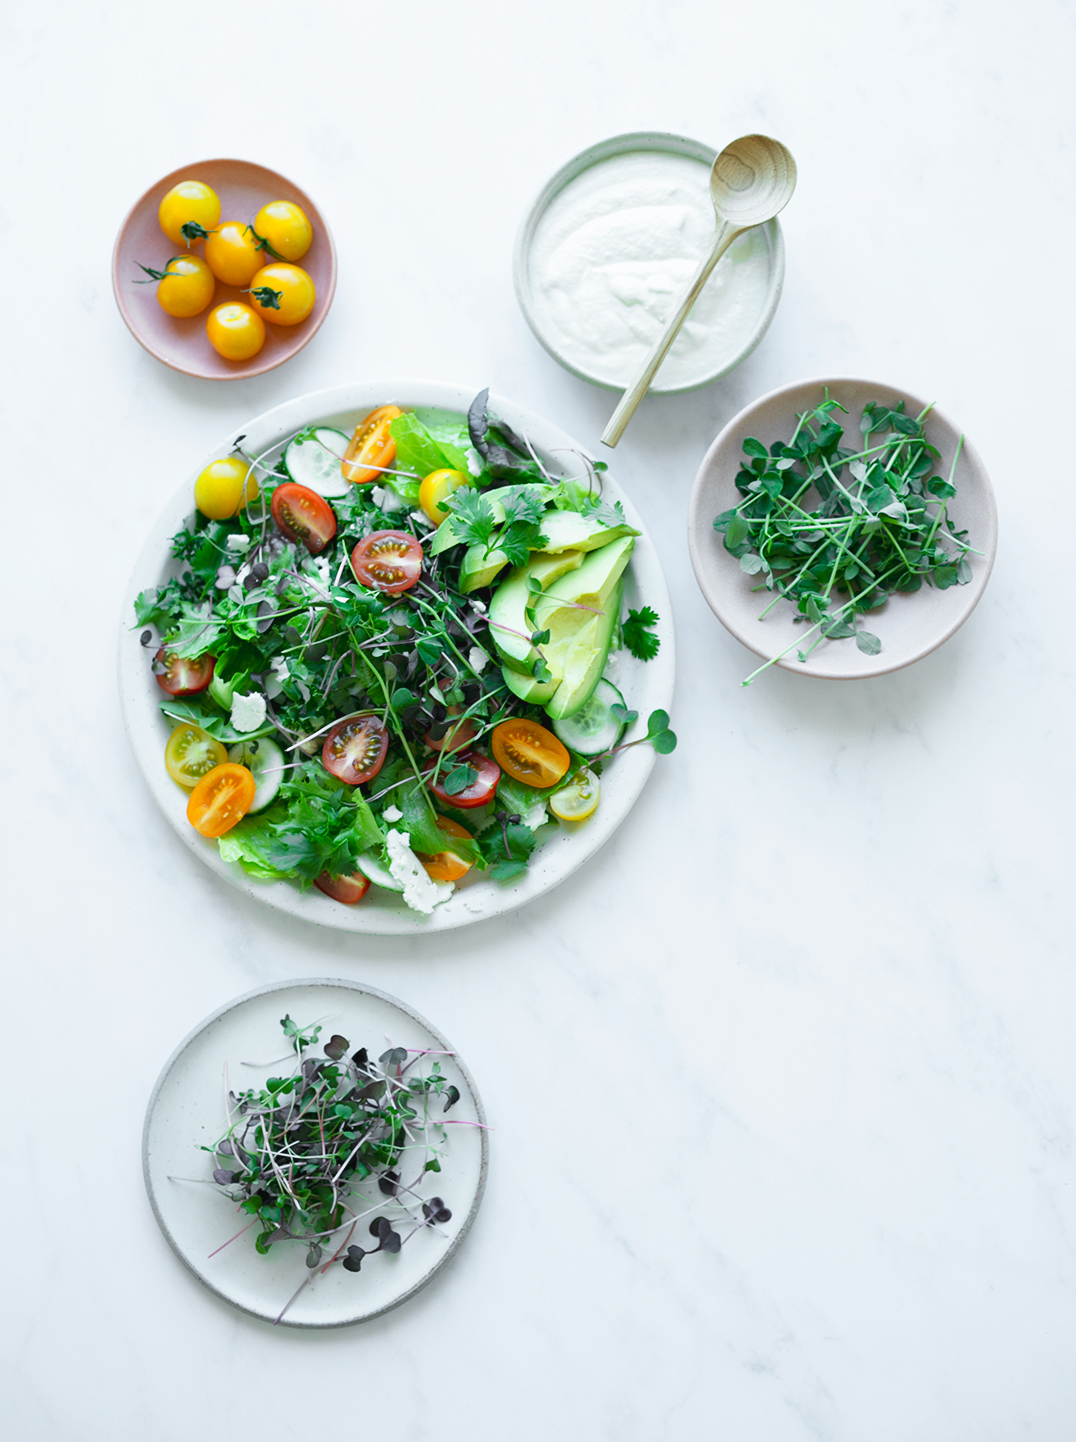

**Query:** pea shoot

left=714, top=393, right=980, bottom=685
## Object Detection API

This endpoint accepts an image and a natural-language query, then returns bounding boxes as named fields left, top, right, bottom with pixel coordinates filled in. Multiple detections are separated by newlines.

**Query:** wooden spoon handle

left=600, top=219, right=740, bottom=448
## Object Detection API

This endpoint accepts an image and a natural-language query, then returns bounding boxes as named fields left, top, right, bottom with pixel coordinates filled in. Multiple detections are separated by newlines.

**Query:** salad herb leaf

left=622, top=606, right=661, bottom=661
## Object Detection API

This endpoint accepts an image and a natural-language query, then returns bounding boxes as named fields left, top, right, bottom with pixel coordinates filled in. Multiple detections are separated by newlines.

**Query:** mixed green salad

left=136, top=390, right=674, bottom=916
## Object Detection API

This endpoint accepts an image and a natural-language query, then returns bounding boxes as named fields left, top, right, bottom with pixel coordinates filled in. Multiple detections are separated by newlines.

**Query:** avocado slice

left=488, top=549, right=587, bottom=673
left=535, top=510, right=639, bottom=554
left=501, top=664, right=559, bottom=704
left=544, top=578, right=622, bottom=719
left=459, top=543, right=510, bottom=593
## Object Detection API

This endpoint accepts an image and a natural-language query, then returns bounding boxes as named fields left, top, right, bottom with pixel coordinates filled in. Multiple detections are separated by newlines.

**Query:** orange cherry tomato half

left=342, top=404, right=402, bottom=485
left=426, top=751, right=501, bottom=809
left=186, top=763, right=256, bottom=837
left=350, top=531, right=423, bottom=594
left=154, top=647, right=215, bottom=697
left=418, top=817, right=474, bottom=883
left=425, top=710, right=478, bottom=754
left=314, top=870, right=371, bottom=904
left=491, top=718, right=570, bottom=789
left=271, top=483, right=337, bottom=554
left=322, top=713, right=389, bottom=786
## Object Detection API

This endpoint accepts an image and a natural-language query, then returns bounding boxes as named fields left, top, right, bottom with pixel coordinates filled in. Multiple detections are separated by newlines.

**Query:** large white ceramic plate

left=687, top=376, right=998, bottom=679
left=143, top=978, right=487, bottom=1328
left=120, top=381, right=675, bottom=933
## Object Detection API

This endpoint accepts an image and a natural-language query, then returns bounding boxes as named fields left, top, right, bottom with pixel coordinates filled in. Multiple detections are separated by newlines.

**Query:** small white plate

left=119, top=380, right=675, bottom=933
left=687, top=376, right=998, bottom=680
left=143, top=978, right=488, bottom=1328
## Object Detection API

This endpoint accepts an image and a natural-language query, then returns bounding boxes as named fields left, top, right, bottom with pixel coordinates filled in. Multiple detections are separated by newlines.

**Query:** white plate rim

left=118, top=379, right=675, bottom=934
left=142, top=976, right=489, bottom=1328
left=686, top=374, right=999, bottom=680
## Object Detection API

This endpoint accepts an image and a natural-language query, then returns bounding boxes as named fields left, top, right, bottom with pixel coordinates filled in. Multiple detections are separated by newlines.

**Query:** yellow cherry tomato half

left=142, top=254, right=215, bottom=318
left=165, top=723, right=228, bottom=788
left=204, top=221, right=263, bottom=287
left=206, top=302, right=266, bottom=361
left=186, top=763, right=256, bottom=837
left=253, top=200, right=313, bottom=261
left=194, top=456, right=259, bottom=519
left=158, top=180, right=221, bottom=246
left=491, top=718, right=570, bottom=789
left=342, top=404, right=402, bottom=485
left=247, top=263, right=315, bottom=326
left=420, top=468, right=472, bottom=526
left=549, top=768, right=600, bottom=822
left=418, top=817, right=474, bottom=883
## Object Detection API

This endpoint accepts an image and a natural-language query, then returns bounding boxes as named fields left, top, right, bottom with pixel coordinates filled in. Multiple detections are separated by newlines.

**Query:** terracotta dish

left=112, top=158, right=336, bottom=380
left=687, top=376, right=998, bottom=680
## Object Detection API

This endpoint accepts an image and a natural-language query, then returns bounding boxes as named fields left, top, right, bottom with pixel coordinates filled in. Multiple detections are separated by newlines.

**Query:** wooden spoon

left=600, top=135, right=797, bottom=448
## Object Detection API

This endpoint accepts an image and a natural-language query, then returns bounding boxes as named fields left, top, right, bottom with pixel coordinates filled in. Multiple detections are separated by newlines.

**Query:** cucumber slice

left=227, top=736, right=285, bottom=813
left=550, top=678, right=626, bottom=756
left=283, top=428, right=350, bottom=497
left=355, top=848, right=404, bottom=892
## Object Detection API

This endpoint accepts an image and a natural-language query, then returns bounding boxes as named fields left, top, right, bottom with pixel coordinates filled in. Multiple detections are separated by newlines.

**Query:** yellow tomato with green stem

left=247, top=263, right=315, bottom=326
left=204, top=221, right=263, bottom=286
left=136, top=255, right=215, bottom=317
left=206, top=302, right=266, bottom=360
left=194, top=455, right=259, bottom=518
left=420, top=468, right=472, bottom=525
left=253, top=200, right=313, bottom=261
left=158, top=180, right=220, bottom=246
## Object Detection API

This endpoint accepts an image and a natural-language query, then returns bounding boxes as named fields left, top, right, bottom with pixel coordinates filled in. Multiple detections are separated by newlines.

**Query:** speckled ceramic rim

left=142, top=977, right=488, bottom=1328
left=111, top=157, right=337, bottom=381
left=687, top=375, right=999, bottom=679
left=513, top=130, right=785, bottom=395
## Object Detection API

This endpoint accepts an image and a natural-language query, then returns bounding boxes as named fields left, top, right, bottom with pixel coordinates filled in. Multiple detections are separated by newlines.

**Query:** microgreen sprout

left=713, top=393, right=980, bottom=685
left=198, top=1016, right=462, bottom=1324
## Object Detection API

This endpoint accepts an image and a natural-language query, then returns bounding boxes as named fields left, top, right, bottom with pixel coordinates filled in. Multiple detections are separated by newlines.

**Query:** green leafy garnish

left=622, top=606, right=660, bottom=660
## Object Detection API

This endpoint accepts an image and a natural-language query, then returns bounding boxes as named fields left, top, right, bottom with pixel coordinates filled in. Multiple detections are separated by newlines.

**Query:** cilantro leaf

left=622, top=606, right=660, bottom=661
left=498, top=521, right=546, bottom=567
left=445, top=489, right=497, bottom=548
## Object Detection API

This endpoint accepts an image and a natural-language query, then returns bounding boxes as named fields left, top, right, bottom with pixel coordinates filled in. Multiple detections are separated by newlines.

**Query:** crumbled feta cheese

left=230, top=691, right=267, bottom=733
left=371, top=484, right=407, bottom=513
left=410, top=509, right=433, bottom=529
left=468, top=598, right=487, bottom=616
left=465, top=446, right=484, bottom=478
left=382, top=804, right=403, bottom=823
left=227, top=534, right=251, bottom=553
left=603, top=650, right=620, bottom=681
left=468, top=645, right=489, bottom=674
left=265, top=656, right=289, bottom=700
left=385, top=829, right=454, bottom=915
left=520, top=796, right=548, bottom=830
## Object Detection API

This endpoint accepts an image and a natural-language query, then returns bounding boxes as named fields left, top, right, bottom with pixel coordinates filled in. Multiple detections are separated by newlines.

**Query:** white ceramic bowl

left=143, top=978, right=487, bottom=1327
left=514, top=130, right=785, bottom=394
left=119, top=380, right=675, bottom=933
left=687, top=376, right=998, bottom=680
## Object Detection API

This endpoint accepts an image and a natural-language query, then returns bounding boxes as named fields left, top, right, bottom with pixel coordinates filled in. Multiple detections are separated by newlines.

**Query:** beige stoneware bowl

left=687, top=376, right=998, bottom=680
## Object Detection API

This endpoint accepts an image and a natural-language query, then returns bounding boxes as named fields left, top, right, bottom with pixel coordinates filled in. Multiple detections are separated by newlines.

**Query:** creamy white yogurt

left=526, top=150, right=774, bottom=391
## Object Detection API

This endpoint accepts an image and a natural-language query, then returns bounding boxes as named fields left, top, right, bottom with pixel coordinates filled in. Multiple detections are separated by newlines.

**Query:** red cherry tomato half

left=322, top=713, right=389, bottom=786
left=271, top=483, right=337, bottom=555
left=314, top=870, right=371, bottom=904
left=154, top=648, right=215, bottom=697
left=350, top=531, right=423, bottom=594
left=426, top=750, right=501, bottom=809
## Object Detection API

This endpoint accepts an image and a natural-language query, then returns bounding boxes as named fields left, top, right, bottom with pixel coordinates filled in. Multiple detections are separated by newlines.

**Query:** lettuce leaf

left=390, top=414, right=470, bottom=480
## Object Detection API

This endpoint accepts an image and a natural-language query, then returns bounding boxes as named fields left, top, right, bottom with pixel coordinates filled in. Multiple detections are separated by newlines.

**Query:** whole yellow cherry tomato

left=194, top=456, right=259, bottom=518
left=206, top=302, right=266, bottom=361
left=204, top=221, right=263, bottom=287
left=247, top=263, right=315, bottom=326
left=138, top=254, right=215, bottom=318
left=253, top=200, right=313, bottom=261
left=420, top=468, right=472, bottom=525
left=158, top=180, right=220, bottom=246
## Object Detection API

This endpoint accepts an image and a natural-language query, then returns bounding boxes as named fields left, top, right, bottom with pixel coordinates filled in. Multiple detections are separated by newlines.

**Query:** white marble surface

left=4, top=1, right=1076, bottom=1437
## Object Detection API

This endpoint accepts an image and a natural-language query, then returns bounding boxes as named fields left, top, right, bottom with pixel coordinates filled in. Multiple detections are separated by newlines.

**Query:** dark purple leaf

left=212, top=1168, right=235, bottom=1186
left=378, top=1169, right=400, bottom=1197
left=324, top=1034, right=350, bottom=1061
left=443, top=1085, right=460, bottom=1113
left=342, top=1246, right=365, bottom=1273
